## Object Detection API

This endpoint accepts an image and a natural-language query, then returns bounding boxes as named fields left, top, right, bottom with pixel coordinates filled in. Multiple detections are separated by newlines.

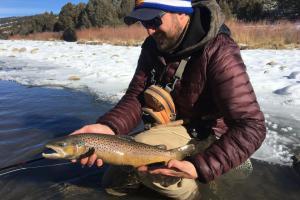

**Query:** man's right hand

left=70, top=123, right=115, bottom=167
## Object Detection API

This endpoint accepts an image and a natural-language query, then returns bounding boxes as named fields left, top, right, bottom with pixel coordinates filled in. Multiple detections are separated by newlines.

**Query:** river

left=0, top=80, right=299, bottom=200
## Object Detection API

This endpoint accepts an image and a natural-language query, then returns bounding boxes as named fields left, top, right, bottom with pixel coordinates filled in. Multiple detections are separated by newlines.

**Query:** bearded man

left=72, top=0, right=266, bottom=199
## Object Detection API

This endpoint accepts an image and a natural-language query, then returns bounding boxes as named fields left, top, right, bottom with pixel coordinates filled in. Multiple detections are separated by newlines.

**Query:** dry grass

left=6, top=21, right=300, bottom=49
left=227, top=19, right=300, bottom=49
left=76, top=24, right=147, bottom=46
left=9, top=32, right=62, bottom=41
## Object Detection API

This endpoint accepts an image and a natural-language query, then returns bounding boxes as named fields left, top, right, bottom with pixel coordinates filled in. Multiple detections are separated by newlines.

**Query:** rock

left=266, top=61, right=277, bottom=66
left=291, top=155, right=300, bottom=176
left=68, top=75, right=80, bottom=81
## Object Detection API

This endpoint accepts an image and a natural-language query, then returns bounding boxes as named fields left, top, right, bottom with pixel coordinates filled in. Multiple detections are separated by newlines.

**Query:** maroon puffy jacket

left=98, top=0, right=266, bottom=183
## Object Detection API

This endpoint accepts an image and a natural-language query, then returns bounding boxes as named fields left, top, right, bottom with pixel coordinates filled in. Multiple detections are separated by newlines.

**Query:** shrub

left=63, top=27, right=77, bottom=42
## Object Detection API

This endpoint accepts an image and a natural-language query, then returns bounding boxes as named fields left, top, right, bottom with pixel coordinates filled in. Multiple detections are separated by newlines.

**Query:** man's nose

left=146, top=28, right=157, bottom=36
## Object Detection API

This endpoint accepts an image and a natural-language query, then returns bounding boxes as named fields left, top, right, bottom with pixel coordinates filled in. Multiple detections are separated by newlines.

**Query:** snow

left=0, top=40, right=299, bottom=165
left=0, top=40, right=140, bottom=101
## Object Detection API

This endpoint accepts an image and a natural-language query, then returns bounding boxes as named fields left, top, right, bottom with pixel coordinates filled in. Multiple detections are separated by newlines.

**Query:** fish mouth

left=42, top=145, right=66, bottom=159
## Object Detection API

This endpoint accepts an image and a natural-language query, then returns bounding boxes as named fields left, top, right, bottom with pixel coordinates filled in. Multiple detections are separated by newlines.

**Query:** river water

left=0, top=80, right=299, bottom=200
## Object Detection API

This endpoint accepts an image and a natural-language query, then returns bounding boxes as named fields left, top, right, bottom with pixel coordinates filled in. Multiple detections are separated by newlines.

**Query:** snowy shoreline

left=1, top=40, right=299, bottom=115
left=0, top=39, right=299, bottom=165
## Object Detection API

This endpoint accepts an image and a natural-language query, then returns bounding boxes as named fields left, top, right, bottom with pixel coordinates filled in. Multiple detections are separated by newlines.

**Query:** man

left=72, top=0, right=266, bottom=199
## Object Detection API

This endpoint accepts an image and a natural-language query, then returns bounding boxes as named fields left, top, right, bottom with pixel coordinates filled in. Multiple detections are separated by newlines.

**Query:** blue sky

left=0, top=0, right=88, bottom=18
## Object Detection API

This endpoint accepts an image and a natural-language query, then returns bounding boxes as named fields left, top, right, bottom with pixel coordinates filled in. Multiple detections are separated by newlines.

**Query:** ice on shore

left=0, top=40, right=299, bottom=165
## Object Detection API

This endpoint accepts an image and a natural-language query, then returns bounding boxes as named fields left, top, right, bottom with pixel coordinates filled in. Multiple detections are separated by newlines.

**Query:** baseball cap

left=124, top=0, right=194, bottom=25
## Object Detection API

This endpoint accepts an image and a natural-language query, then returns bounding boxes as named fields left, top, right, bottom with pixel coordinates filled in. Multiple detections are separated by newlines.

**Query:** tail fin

left=170, top=144, right=195, bottom=160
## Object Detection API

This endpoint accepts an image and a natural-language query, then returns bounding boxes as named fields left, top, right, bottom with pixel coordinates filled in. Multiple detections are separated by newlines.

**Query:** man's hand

left=138, top=159, right=198, bottom=179
left=70, top=123, right=115, bottom=167
left=71, top=124, right=115, bottom=135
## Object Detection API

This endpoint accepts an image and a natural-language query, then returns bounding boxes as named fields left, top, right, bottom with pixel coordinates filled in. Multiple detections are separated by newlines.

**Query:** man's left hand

left=138, top=160, right=198, bottom=179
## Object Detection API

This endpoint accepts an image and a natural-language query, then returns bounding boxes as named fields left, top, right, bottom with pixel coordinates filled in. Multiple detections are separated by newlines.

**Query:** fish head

left=42, top=135, right=91, bottom=160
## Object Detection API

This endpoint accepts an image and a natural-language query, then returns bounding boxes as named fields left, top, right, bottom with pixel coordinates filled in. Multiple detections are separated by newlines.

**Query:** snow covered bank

left=0, top=40, right=299, bottom=165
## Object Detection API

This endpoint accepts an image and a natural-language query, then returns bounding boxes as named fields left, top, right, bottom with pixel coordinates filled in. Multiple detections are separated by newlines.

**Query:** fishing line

left=0, top=157, right=45, bottom=172
left=0, top=162, right=72, bottom=177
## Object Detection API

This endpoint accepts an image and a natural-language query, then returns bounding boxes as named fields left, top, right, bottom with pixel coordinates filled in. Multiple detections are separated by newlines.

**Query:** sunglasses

left=141, top=12, right=165, bottom=29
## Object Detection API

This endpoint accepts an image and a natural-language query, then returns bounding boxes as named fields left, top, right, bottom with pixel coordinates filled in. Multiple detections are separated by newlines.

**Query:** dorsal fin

left=170, top=144, right=195, bottom=160
left=117, top=135, right=135, bottom=142
left=155, top=144, right=167, bottom=150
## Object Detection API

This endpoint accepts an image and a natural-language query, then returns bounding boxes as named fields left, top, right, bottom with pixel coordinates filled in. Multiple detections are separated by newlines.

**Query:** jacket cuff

left=188, top=153, right=212, bottom=183
left=96, top=118, right=120, bottom=135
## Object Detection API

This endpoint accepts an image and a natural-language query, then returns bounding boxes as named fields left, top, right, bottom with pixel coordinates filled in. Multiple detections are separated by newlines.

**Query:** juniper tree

left=86, top=0, right=118, bottom=27
left=56, top=3, right=76, bottom=31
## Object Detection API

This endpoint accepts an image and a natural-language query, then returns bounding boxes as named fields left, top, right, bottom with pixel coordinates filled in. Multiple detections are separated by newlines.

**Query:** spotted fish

left=42, top=133, right=195, bottom=167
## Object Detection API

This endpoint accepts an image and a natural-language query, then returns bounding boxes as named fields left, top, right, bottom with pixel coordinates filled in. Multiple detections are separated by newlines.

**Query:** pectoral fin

left=78, top=147, right=95, bottom=160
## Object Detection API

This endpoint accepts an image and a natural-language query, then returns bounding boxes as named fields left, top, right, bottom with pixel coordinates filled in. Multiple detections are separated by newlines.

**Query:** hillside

left=0, top=0, right=299, bottom=41
left=0, top=17, right=22, bottom=39
left=0, top=14, right=57, bottom=39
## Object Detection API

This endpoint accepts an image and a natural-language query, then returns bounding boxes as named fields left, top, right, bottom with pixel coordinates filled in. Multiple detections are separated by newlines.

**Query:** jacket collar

left=154, top=0, right=225, bottom=61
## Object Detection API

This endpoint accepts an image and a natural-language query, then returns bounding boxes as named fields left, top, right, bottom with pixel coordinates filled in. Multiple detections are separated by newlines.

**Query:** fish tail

left=170, top=144, right=195, bottom=160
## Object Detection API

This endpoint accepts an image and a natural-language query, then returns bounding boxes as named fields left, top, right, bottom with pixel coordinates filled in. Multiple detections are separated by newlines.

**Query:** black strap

left=218, top=24, right=231, bottom=36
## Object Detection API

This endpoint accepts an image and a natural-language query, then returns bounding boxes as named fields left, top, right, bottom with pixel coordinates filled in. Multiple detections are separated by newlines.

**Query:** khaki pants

left=134, top=125, right=200, bottom=200
left=102, top=124, right=201, bottom=200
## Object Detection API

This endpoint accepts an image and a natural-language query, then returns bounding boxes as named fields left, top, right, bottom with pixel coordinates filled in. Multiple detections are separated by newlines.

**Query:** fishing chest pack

left=142, top=85, right=176, bottom=126
left=142, top=57, right=190, bottom=127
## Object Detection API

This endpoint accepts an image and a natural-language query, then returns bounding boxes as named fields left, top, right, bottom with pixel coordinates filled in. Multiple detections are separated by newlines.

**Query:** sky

left=0, top=0, right=88, bottom=18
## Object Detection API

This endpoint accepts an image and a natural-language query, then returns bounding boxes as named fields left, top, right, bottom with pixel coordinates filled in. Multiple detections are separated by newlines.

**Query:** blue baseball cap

left=124, top=0, right=194, bottom=25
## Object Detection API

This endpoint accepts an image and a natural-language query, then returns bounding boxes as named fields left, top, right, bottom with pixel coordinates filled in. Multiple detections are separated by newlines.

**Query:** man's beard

left=152, top=18, right=183, bottom=52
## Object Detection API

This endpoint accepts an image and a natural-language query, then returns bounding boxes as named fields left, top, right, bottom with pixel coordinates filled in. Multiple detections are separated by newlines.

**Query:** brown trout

left=42, top=133, right=195, bottom=167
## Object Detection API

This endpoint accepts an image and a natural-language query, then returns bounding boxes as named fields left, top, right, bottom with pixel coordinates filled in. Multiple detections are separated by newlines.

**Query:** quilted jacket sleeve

left=190, top=34, right=266, bottom=183
left=96, top=47, right=153, bottom=135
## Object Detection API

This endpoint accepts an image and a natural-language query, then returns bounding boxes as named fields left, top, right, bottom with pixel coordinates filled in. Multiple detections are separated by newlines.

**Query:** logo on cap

left=136, top=0, right=145, bottom=6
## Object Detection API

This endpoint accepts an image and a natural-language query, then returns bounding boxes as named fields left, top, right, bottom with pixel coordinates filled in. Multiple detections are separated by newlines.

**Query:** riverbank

left=7, top=20, right=300, bottom=49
